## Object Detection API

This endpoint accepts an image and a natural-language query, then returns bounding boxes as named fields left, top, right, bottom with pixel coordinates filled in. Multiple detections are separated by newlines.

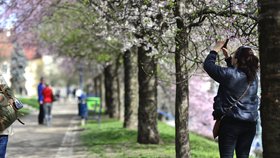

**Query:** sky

left=0, top=2, right=16, bottom=30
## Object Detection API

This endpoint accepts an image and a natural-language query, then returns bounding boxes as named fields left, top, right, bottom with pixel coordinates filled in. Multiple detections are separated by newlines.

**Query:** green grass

left=17, top=97, right=39, bottom=116
left=19, top=97, right=39, bottom=109
left=81, top=118, right=219, bottom=158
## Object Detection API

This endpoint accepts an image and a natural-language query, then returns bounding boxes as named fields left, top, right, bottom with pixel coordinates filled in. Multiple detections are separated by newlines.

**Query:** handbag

left=0, top=84, right=24, bottom=131
left=212, top=83, right=251, bottom=139
left=52, top=93, right=57, bottom=102
left=213, top=116, right=224, bottom=139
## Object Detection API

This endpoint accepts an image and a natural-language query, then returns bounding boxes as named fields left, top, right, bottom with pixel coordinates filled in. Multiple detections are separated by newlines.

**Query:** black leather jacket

left=203, top=51, right=259, bottom=122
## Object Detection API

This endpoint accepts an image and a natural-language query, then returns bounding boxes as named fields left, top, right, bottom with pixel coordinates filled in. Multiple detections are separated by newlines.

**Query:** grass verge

left=19, top=97, right=39, bottom=109
left=81, top=118, right=219, bottom=158
left=18, top=97, right=39, bottom=116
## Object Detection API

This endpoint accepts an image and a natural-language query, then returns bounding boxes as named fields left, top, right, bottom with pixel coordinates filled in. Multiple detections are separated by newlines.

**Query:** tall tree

left=36, top=2, right=123, bottom=119
left=173, top=0, right=190, bottom=157
left=258, top=0, right=280, bottom=157
left=104, top=62, right=119, bottom=118
left=137, top=45, right=159, bottom=144
left=10, top=42, right=27, bottom=95
left=123, top=47, right=138, bottom=129
left=87, top=1, right=162, bottom=142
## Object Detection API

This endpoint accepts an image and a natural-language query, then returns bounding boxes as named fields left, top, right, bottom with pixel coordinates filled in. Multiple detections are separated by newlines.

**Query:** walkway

left=6, top=99, right=90, bottom=158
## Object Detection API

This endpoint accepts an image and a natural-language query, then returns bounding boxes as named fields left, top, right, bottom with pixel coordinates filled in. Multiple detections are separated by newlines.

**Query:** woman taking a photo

left=203, top=41, right=259, bottom=158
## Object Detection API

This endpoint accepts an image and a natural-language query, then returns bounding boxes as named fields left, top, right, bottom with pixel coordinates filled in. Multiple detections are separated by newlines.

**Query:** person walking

left=204, top=41, right=259, bottom=158
left=42, top=84, right=54, bottom=126
left=37, top=77, right=45, bottom=125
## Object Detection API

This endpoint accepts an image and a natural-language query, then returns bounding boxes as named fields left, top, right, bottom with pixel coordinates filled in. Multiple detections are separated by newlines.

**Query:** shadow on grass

left=81, top=118, right=219, bottom=158
left=81, top=119, right=176, bottom=157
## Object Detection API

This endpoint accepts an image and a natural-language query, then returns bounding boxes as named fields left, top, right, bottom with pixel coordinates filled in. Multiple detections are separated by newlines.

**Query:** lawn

left=19, top=97, right=39, bottom=109
left=81, top=118, right=219, bottom=158
left=18, top=97, right=39, bottom=116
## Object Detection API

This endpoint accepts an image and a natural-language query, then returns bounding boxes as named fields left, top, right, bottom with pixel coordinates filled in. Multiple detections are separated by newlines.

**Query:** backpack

left=0, top=84, right=24, bottom=132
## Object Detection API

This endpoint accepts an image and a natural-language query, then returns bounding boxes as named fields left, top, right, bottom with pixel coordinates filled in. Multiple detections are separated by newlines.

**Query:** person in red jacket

left=42, top=84, right=54, bottom=126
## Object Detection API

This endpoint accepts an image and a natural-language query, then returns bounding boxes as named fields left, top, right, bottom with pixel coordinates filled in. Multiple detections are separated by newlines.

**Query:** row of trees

left=2, top=0, right=280, bottom=157
left=36, top=1, right=258, bottom=157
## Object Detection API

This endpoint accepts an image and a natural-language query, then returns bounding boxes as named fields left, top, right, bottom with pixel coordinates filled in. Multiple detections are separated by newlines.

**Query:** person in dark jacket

left=204, top=41, right=259, bottom=158
left=37, top=77, right=45, bottom=125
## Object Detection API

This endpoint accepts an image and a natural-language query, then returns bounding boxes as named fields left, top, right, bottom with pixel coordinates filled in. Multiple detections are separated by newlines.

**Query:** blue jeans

left=218, top=117, right=256, bottom=158
left=0, top=135, right=8, bottom=158
left=44, top=103, right=53, bottom=126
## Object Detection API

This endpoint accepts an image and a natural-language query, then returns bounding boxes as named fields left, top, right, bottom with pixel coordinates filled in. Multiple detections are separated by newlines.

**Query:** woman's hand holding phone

left=212, top=41, right=225, bottom=53
left=222, top=47, right=229, bottom=58
left=212, top=39, right=230, bottom=59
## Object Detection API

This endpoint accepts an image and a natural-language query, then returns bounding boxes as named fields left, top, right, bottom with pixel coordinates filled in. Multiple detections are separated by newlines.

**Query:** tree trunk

left=258, top=1, right=280, bottom=157
left=118, top=75, right=124, bottom=121
left=116, top=55, right=124, bottom=121
left=137, top=45, right=160, bottom=144
left=94, top=77, right=98, bottom=96
left=100, top=74, right=106, bottom=112
left=96, top=74, right=102, bottom=97
left=104, top=63, right=119, bottom=118
left=92, top=74, right=102, bottom=96
left=174, top=0, right=191, bottom=157
left=123, top=48, right=138, bottom=129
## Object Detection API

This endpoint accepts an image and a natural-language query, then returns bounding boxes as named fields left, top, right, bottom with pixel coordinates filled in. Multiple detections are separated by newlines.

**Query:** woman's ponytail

left=235, top=46, right=259, bottom=82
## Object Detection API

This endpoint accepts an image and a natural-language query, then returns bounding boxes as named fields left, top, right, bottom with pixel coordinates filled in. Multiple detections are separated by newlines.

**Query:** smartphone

left=14, top=98, right=24, bottom=110
left=222, top=39, right=229, bottom=48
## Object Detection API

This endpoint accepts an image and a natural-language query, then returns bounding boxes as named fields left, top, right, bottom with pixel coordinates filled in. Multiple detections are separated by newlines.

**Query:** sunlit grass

left=18, top=97, right=39, bottom=115
left=81, top=118, right=219, bottom=158
left=19, top=97, right=39, bottom=109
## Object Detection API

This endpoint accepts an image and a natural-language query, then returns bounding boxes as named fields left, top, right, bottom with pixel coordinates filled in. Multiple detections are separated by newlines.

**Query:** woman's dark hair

left=235, top=46, right=259, bottom=82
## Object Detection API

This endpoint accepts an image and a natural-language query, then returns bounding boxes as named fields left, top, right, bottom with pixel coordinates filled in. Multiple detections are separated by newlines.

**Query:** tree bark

left=123, top=48, right=138, bottom=129
left=92, top=74, right=102, bottom=97
left=118, top=75, right=125, bottom=121
left=258, top=1, right=280, bottom=157
left=104, top=63, right=119, bottom=118
left=97, top=74, right=102, bottom=97
left=174, top=0, right=191, bottom=157
left=100, top=74, right=106, bottom=113
left=116, top=55, right=124, bottom=121
left=137, top=45, right=160, bottom=144
left=94, top=77, right=98, bottom=96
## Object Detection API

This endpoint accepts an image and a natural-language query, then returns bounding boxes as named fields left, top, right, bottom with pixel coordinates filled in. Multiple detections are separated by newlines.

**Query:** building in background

left=0, top=29, right=50, bottom=96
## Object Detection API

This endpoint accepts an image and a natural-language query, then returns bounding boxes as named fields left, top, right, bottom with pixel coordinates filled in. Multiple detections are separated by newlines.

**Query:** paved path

left=6, top=99, right=90, bottom=158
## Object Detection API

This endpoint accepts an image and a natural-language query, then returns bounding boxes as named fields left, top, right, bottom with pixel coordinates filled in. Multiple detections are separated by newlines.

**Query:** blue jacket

left=37, top=82, right=45, bottom=102
left=203, top=51, right=259, bottom=122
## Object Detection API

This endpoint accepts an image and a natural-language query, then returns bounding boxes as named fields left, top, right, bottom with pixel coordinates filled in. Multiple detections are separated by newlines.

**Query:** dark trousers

left=218, top=117, right=256, bottom=158
left=38, top=104, right=45, bottom=124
